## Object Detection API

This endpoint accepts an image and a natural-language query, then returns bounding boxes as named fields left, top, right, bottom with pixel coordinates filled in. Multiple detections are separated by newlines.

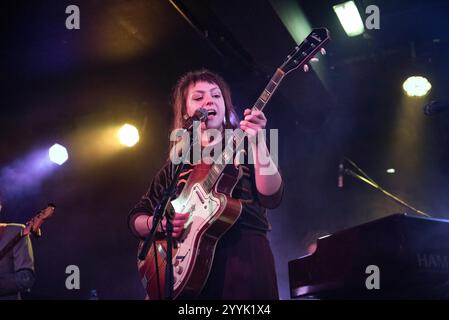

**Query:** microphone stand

left=138, top=147, right=192, bottom=300
left=342, top=158, right=431, bottom=218
left=138, top=115, right=205, bottom=300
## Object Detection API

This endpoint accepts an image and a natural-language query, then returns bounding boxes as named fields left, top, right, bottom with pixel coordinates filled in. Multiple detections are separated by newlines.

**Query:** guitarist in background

left=128, top=69, right=284, bottom=299
left=0, top=200, right=35, bottom=300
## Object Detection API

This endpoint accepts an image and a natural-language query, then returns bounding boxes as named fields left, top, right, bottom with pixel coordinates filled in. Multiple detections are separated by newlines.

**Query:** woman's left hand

left=240, top=108, right=267, bottom=138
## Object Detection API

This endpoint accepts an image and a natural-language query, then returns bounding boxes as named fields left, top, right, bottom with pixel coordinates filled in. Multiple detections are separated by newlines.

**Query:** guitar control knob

left=176, top=266, right=183, bottom=274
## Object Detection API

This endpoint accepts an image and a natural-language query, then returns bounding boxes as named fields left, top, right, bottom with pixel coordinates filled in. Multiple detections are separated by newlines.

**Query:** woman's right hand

left=162, top=212, right=190, bottom=239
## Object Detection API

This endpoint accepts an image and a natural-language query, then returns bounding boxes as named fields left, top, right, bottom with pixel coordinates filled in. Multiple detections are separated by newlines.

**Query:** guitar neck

left=252, top=68, right=286, bottom=112
left=234, top=67, right=286, bottom=148
left=0, top=231, right=23, bottom=260
left=0, top=206, right=54, bottom=261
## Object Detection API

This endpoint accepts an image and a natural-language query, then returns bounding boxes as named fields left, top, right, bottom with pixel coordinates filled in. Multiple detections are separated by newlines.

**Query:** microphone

left=183, top=108, right=209, bottom=130
left=423, top=100, right=449, bottom=116
left=338, top=160, right=344, bottom=188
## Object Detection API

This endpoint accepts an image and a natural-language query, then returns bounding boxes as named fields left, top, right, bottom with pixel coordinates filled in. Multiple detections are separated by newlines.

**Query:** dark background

left=1, top=0, right=449, bottom=299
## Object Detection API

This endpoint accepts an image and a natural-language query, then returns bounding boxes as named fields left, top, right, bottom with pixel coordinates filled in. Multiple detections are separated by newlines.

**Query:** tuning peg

left=303, top=64, right=310, bottom=72
left=320, top=48, right=326, bottom=55
left=310, top=57, right=319, bottom=63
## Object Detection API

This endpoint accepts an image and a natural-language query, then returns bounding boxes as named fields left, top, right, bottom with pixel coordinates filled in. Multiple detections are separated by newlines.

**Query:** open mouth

left=207, top=110, right=217, bottom=117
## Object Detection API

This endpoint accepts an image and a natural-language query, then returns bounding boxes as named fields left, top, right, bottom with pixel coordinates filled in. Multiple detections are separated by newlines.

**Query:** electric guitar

left=137, top=28, right=330, bottom=299
left=0, top=204, right=56, bottom=260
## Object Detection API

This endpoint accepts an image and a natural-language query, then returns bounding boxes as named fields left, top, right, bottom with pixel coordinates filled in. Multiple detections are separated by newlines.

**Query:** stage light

left=118, top=124, right=139, bottom=147
left=333, top=1, right=364, bottom=37
left=402, top=76, right=431, bottom=97
left=49, top=144, right=68, bottom=165
left=386, top=168, right=395, bottom=174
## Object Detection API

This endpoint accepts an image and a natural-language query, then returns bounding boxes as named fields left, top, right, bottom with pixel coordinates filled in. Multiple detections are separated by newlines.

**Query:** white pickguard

left=167, top=183, right=221, bottom=288
left=171, top=183, right=220, bottom=227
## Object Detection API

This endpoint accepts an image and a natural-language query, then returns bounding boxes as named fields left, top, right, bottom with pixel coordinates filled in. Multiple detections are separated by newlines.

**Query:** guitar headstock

left=280, top=28, right=330, bottom=75
left=23, top=203, right=56, bottom=237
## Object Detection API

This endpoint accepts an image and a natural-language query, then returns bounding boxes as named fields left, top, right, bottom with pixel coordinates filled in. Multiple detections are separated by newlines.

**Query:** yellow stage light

left=118, top=124, right=139, bottom=147
left=402, top=76, right=431, bottom=97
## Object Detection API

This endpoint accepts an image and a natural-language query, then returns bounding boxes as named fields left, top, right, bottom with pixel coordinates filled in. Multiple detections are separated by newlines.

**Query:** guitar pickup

left=195, top=190, right=205, bottom=204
